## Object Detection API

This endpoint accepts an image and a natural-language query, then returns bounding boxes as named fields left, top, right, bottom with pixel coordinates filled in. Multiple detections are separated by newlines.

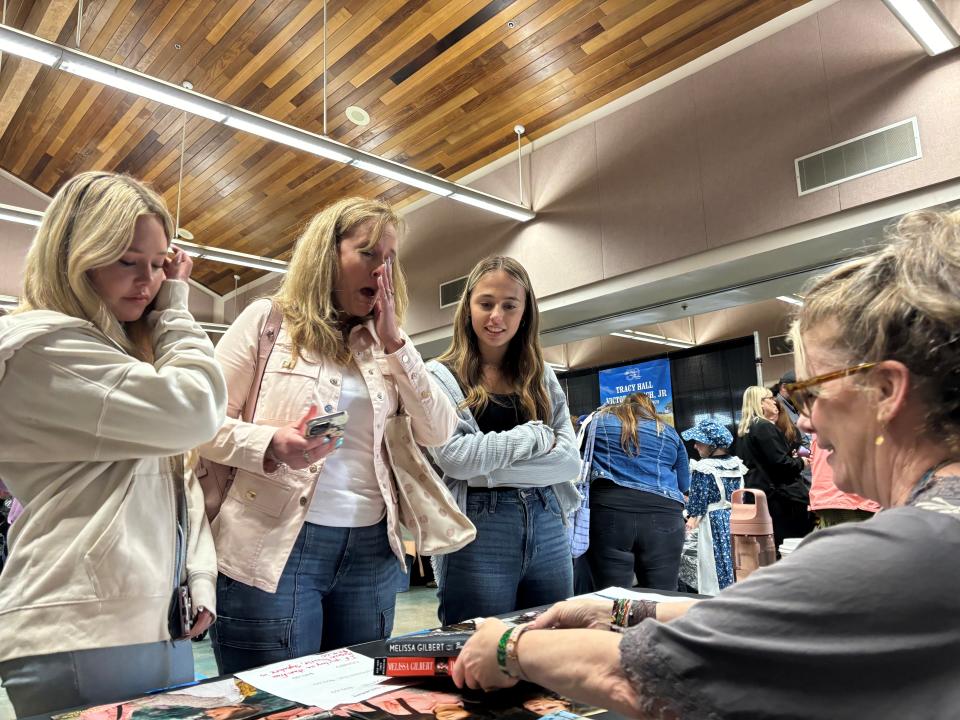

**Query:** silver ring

left=303, top=450, right=311, bottom=463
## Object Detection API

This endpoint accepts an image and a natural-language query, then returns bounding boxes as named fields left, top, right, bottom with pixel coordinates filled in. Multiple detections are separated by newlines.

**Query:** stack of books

left=373, top=626, right=473, bottom=677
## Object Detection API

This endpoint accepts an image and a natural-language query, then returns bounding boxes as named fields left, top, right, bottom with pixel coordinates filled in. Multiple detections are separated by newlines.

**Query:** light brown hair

left=598, top=392, right=663, bottom=455
left=436, top=256, right=551, bottom=422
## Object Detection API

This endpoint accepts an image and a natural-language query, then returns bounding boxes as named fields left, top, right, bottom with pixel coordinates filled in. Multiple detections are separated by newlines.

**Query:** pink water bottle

left=730, top=488, right=776, bottom=581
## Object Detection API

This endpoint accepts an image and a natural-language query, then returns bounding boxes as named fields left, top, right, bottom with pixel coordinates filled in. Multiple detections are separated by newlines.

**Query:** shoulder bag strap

left=241, top=301, right=283, bottom=423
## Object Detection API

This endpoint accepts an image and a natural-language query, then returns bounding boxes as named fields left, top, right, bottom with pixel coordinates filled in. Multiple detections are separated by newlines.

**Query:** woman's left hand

left=374, top=257, right=405, bottom=354
left=187, top=607, right=215, bottom=639
left=452, top=618, right=520, bottom=691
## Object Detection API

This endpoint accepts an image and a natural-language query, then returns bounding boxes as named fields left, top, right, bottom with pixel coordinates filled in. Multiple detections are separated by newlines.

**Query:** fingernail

left=336, top=438, right=344, bottom=448
left=321, top=436, right=330, bottom=444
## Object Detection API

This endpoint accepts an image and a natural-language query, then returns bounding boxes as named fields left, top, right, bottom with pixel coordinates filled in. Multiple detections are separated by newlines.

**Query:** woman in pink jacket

left=199, top=197, right=457, bottom=673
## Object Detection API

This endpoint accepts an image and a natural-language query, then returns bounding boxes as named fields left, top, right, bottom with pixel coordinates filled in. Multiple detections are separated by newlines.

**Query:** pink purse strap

left=241, top=301, right=283, bottom=423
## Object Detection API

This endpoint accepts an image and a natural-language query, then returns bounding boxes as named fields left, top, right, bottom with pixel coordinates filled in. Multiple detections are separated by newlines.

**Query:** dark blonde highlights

left=598, top=392, right=663, bottom=455
left=273, top=197, right=406, bottom=364
left=436, top=256, right=551, bottom=422
left=790, top=208, right=960, bottom=451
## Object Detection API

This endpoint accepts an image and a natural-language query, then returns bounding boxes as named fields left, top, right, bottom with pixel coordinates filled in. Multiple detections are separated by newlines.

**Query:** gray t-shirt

left=620, top=476, right=960, bottom=719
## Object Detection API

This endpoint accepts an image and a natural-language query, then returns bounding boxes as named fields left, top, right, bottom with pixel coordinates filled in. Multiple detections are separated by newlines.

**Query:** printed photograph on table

left=598, top=358, right=674, bottom=425
left=51, top=677, right=299, bottom=720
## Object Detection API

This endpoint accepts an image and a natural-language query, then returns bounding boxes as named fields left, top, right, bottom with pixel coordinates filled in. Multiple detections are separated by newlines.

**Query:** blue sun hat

left=681, top=419, right=734, bottom=449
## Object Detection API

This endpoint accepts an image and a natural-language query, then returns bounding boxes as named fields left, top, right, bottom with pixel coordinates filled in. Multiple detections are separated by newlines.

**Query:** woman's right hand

left=526, top=599, right=613, bottom=631
left=265, top=406, right=341, bottom=472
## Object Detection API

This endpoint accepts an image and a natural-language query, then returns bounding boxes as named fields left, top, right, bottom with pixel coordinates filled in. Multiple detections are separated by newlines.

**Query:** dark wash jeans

left=437, top=487, right=574, bottom=625
left=211, top=518, right=400, bottom=674
left=588, top=496, right=686, bottom=592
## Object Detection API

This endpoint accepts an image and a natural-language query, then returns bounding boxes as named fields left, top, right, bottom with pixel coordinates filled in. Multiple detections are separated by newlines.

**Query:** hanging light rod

left=881, top=0, right=960, bottom=55
left=0, top=201, right=290, bottom=274
left=0, top=203, right=43, bottom=226
left=0, top=25, right=535, bottom=223
left=0, top=294, right=19, bottom=310
left=610, top=330, right=694, bottom=349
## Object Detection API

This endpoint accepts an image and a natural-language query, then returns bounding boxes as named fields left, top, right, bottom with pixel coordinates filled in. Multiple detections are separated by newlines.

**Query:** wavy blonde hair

left=19, top=171, right=173, bottom=360
left=738, top=385, right=773, bottom=436
left=598, top=392, right=663, bottom=455
left=790, top=208, right=960, bottom=451
left=272, top=197, right=407, bottom=364
left=436, top=256, right=551, bottom=422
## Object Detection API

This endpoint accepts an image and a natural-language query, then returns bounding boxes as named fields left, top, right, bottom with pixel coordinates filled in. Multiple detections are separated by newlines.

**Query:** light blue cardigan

left=424, top=360, right=582, bottom=520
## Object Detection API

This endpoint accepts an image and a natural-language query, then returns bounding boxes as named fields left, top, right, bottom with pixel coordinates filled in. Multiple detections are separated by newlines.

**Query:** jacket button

left=299, top=496, right=308, bottom=506
left=401, top=354, right=409, bottom=364
left=246, top=490, right=257, bottom=500
left=330, top=377, right=339, bottom=386
left=309, top=464, right=318, bottom=473
left=420, top=390, right=430, bottom=399
left=377, top=392, right=384, bottom=400
left=368, top=369, right=374, bottom=375
left=324, top=404, right=334, bottom=413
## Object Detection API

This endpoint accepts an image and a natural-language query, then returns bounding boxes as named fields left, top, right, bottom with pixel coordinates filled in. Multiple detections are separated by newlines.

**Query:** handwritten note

left=236, top=647, right=399, bottom=709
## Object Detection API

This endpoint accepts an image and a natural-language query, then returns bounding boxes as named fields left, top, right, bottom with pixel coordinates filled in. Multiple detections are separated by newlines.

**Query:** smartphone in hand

left=304, top=410, right=349, bottom=438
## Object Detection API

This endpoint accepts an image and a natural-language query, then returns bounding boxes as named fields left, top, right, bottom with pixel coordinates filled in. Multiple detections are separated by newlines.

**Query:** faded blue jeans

left=437, top=487, right=573, bottom=625
left=211, top=518, right=400, bottom=674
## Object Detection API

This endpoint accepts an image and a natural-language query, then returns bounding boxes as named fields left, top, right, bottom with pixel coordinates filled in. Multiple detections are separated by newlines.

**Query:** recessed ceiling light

left=176, top=227, right=194, bottom=241
left=507, top=20, right=516, bottom=29
left=346, top=106, right=370, bottom=126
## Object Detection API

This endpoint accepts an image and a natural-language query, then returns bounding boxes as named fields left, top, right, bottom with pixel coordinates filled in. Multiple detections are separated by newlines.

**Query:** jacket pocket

left=228, top=470, right=296, bottom=518
left=258, top=346, right=323, bottom=422
left=84, top=471, right=175, bottom=601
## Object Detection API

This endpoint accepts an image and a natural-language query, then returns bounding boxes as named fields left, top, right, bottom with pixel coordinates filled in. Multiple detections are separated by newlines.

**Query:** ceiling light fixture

left=776, top=295, right=804, bottom=306
left=611, top=330, right=694, bottom=349
left=0, top=203, right=43, bottom=226
left=345, top=106, right=370, bottom=126
left=174, top=239, right=289, bottom=274
left=882, top=0, right=960, bottom=55
left=0, top=25, right=535, bottom=223
left=199, top=322, right=230, bottom=334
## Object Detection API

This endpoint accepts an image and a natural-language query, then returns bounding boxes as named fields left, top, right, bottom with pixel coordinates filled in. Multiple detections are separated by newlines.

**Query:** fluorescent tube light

left=59, top=58, right=227, bottom=122
left=450, top=192, right=536, bottom=222
left=0, top=294, right=19, bottom=309
left=0, top=203, right=43, bottom=226
left=353, top=159, right=453, bottom=196
left=545, top=361, right=568, bottom=372
left=0, top=26, right=60, bottom=65
left=776, top=295, right=804, bottom=306
left=611, top=330, right=694, bottom=349
left=882, top=0, right=960, bottom=55
left=175, top=239, right=289, bottom=274
left=225, top=114, right=353, bottom=163
left=199, top=322, right=230, bottom=334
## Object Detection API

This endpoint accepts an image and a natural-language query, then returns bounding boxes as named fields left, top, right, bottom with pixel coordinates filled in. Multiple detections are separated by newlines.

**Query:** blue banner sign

left=598, top=358, right=674, bottom=425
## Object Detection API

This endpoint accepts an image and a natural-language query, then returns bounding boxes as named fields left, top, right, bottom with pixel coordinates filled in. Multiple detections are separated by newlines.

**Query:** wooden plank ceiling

left=0, top=0, right=810, bottom=294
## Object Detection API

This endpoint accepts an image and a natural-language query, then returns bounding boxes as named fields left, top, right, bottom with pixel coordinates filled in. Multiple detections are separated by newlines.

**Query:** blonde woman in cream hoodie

left=0, top=172, right=226, bottom=716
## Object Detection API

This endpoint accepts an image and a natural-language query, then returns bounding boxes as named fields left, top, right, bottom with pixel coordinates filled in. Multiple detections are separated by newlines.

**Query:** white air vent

left=795, top=118, right=921, bottom=195
left=768, top=334, right=793, bottom=357
left=439, top=275, right=468, bottom=308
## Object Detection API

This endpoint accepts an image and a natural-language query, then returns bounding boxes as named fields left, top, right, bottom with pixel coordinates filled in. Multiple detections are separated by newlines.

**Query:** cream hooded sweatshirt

left=0, top=281, right=226, bottom=663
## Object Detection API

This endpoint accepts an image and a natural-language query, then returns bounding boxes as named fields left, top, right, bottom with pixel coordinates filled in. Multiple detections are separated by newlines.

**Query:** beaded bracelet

left=611, top=598, right=632, bottom=628
left=612, top=598, right=658, bottom=629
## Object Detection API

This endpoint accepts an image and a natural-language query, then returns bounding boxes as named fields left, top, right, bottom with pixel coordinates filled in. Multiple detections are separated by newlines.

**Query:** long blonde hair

left=272, top=197, right=407, bottom=364
left=790, top=208, right=960, bottom=451
left=20, top=171, right=174, bottom=359
left=436, top=256, right=551, bottom=422
left=598, top=392, right=662, bottom=455
left=738, top=386, right=772, bottom=436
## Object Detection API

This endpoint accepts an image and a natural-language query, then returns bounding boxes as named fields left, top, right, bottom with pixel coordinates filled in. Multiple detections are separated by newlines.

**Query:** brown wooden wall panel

left=0, top=0, right=810, bottom=293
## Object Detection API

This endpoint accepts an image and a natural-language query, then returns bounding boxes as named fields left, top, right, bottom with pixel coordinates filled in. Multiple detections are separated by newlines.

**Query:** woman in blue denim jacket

left=587, top=393, right=690, bottom=591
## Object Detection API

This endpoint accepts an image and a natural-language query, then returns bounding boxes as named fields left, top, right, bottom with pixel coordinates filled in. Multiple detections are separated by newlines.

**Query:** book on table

left=373, top=655, right=457, bottom=676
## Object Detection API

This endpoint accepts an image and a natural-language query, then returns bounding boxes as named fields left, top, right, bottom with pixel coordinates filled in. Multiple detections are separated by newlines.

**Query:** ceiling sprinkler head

left=181, top=81, right=193, bottom=90
left=507, top=20, right=516, bottom=29
left=176, top=227, right=194, bottom=241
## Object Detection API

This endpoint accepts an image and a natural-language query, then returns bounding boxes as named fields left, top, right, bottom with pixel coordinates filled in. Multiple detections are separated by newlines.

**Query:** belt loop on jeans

left=489, top=489, right=497, bottom=513
left=536, top=487, right=549, bottom=509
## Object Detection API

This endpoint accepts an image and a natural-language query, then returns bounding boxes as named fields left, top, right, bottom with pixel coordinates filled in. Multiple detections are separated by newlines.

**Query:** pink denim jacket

left=198, top=299, right=457, bottom=593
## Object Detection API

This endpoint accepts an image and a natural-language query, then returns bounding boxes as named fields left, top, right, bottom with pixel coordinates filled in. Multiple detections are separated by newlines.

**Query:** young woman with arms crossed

left=0, top=172, right=226, bottom=715
left=426, top=256, right=581, bottom=625
left=198, top=197, right=457, bottom=673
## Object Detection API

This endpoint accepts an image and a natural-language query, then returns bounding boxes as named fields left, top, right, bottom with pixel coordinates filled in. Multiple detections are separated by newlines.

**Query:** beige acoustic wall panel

left=693, top=15, right=840, bottom=248
left=187, top=285, right=216, bottom=322
left=596, top=79, right=707, bottom=278
left=819, top=0, right=960, bottom=209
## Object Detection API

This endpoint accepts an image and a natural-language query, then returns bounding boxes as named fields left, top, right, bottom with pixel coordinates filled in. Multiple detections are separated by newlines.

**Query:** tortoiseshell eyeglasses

left=783, top=362, right=878, bottom=415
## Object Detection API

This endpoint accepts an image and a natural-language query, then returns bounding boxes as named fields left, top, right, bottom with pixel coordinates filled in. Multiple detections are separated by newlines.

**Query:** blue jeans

left=211, top=519, right=400, bottom=674
left=437, top=487, right=573, bottom=625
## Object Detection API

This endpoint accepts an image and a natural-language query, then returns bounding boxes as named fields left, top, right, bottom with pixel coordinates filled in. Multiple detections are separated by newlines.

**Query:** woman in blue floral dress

left=681, top=419, right=745, bottom=593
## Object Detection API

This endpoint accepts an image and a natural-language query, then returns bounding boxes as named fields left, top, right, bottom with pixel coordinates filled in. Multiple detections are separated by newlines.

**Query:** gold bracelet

left=504, top=623, right=532, bottom=679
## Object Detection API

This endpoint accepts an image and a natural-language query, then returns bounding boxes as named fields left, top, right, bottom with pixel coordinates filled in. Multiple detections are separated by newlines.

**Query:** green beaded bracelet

left=496, top=627, right=512, bottom=675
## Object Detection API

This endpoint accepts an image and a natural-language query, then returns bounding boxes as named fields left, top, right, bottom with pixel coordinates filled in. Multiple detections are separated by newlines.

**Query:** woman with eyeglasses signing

left=449, top=209, right=960, bottom=719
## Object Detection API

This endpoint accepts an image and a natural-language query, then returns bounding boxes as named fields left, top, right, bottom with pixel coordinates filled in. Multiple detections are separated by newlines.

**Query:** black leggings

left=587, top=498, right=685, bottom=592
